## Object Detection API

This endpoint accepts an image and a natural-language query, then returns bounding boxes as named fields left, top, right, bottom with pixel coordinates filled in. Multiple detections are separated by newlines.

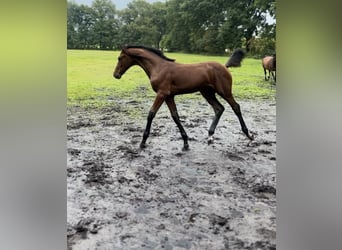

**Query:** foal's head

left=113, top=48, right=135, bottom=79
left=114, top=45, right=175, bottom=79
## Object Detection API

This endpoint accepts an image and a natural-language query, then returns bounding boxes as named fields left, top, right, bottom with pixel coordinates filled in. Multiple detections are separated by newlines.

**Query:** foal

left=262, top=55, right=276, bottom=82
left=113, top=45, right=254, bottom=150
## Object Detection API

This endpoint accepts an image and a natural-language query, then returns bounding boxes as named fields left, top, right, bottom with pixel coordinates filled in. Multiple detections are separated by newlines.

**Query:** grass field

left=67, top=50, right=275, bottom=108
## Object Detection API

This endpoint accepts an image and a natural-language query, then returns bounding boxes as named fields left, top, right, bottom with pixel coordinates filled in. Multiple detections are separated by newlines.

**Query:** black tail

left=225, top=49, right=245, bottom=68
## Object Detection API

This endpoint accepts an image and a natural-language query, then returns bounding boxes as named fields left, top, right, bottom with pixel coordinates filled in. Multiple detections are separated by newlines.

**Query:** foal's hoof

left=248, top=133, right=255, bottom=141
left=208, top=136, right=214, bottom=144
left=182, top=144, right=190, bottom=151
left=139, top=143, right=146, bottom=149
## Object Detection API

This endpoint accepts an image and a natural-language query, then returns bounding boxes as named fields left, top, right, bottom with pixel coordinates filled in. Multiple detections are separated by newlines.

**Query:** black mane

left=124, top=45, right=175, bottom=62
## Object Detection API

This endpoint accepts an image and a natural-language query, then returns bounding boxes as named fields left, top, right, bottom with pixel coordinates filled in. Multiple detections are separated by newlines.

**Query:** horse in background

left=262, top=54, right=276, bottom=82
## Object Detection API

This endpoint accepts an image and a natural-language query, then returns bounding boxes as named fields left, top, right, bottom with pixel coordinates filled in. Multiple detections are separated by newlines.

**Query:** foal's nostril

left=114, top=73, right=121, bottom=79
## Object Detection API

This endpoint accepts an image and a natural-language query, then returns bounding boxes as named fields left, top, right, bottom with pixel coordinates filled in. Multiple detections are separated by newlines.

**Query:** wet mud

left=67, top=97, right=276, bottom=249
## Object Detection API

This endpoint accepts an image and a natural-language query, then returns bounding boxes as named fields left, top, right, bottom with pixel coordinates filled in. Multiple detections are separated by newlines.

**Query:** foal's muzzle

left=113, top=72, right=121, bottom=79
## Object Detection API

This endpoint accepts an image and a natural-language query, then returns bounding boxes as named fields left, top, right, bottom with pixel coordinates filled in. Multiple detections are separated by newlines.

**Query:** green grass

left=67, top=50, right=275, bottom=108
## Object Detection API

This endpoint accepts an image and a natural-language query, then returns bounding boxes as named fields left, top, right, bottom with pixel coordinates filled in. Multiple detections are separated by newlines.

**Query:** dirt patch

left=67, top=97, right=276, bottom=249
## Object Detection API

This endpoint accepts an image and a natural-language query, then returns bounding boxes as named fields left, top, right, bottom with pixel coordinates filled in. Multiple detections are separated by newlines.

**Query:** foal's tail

left=225, top=49, right=245, bottom=68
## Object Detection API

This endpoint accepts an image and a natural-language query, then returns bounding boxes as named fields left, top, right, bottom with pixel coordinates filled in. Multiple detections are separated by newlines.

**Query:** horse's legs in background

left=200, top=88, right=225, bottom=144
left=222, top=94, right=254, bottom=141
left=273, top=71, right=276, bottom=82
left=165, top=96, right=189, bottom=150
left=264, top=67, right=268, bottom=81
left=140, top=93, right=165, bottom=149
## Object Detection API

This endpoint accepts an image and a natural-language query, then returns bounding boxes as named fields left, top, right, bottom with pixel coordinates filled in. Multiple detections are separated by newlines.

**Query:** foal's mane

left=124, top=45, right=175, bottom=62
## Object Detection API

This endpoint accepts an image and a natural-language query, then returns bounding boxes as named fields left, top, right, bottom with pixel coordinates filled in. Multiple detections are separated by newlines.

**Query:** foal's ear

left=121, top=44, right=128, bottom=53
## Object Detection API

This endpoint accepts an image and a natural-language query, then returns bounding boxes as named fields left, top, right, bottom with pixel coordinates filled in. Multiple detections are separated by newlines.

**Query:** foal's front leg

left=140, top=93, right=164, bottom=149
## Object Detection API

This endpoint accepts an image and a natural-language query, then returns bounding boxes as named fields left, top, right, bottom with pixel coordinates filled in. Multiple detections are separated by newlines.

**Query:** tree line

left=67, top=0, right=276, bottom=56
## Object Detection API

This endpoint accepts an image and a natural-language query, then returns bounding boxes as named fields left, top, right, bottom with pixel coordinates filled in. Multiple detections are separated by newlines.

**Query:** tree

left=91, top=0, right=118, bottom=49
left=164, top=0, right=276, bottom=54
left=67, top=0, right=276, bottom=55
left=77, top=5, right=96, bottom=49
left=67, top=2, right=82, bottom=49
left=117, top=0, right=167, bottom=48
left=150, top=2, right=167, bottom=48
left=162, top=0, right=195, bottom=52
left=224, top=0, right=275, bottom=53
left=181, top=0, right=228, bottom=53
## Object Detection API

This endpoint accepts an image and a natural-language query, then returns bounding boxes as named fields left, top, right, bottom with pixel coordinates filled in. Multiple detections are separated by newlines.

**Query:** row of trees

left=67, top=0, right=276, bottom=56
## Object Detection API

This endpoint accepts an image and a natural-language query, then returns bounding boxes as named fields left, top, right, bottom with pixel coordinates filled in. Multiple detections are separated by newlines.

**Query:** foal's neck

left=135, top=52, right=167, bottom=79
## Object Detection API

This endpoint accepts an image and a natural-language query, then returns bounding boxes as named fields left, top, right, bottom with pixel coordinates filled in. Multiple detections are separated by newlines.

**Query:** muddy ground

left=67, top=95, right=276, bottom=250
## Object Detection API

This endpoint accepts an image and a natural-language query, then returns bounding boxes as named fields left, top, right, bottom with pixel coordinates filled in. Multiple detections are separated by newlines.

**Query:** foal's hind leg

left=165, top=96, right=189, bottom=150
left=200, top=88, right=225, bottom=144
left=223, top=94, right=254, bottom=140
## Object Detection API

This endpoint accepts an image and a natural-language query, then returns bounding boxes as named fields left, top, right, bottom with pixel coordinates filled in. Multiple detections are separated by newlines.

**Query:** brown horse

left=113, top=45, right=254, bottom=150
left=262, top=55, right=276, bottom=82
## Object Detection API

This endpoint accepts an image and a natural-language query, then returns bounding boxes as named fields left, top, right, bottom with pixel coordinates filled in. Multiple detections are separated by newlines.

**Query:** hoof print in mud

left=117, top=176, right=133, bottom=184
left=252, top=184, right=276, bottom=198
left=115, top=211, right=129, bottom=219
left=120, top=234, right=134, bottom=243
left=156, top=224, right=166, bottom=230
left=83, top=161, right=109, bottom=186
left=68, top=148, right=81, bottom=156
left=209, top=213, right=228, bottom=227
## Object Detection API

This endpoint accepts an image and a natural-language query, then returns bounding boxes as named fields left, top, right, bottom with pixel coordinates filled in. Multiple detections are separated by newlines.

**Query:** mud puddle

left=67, top=97, right=276, bottom=249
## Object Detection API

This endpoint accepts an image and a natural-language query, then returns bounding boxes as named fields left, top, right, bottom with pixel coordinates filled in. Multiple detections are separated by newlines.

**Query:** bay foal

left=113, top=46, right=254, bottom=150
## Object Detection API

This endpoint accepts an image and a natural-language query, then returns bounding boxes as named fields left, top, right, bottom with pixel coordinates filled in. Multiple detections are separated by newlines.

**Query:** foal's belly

left=170, top=66, right=210, bottom=93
